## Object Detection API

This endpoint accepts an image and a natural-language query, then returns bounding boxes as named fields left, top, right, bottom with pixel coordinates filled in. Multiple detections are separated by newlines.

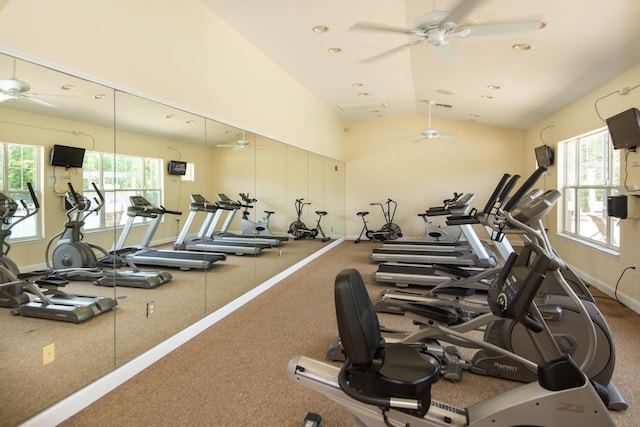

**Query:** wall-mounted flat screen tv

left=168, top=160, right=187, bottom=175
left=50, top=144, right=86, bottom=168
left=534, top=144, right=554, bottom=167
left=606, top=107, right=640, bottom=150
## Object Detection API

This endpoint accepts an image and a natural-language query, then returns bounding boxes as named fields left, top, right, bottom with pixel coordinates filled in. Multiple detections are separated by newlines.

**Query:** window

left=559, top=127, right=620, bottom=249
left=82, top=151, right=163, bottom=230
left=0, top=143, right=41, bottom=240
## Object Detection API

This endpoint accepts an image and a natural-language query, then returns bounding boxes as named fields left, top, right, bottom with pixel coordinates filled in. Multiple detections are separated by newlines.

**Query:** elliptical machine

left=45, top=183, right=172, bottom=288
left=45, top=182, right=104, bottom=280
left=354, top=198, right=402, bottom=242
left=288, top=177, right=620, bottom=425
left=288, top=198, right=330, bottom=242
left=0, top=183, right=116, bottom=323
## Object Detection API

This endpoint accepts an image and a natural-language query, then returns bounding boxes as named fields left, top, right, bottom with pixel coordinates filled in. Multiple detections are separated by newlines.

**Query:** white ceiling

left=201, top=0, right=640, bottom=129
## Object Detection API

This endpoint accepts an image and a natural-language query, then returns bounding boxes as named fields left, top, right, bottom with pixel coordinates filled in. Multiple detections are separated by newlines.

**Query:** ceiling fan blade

left=216, top=144, right=236, bottom=148
left=23, top=96, right=56, bottom=108
left=458, top=19, right=544, bottom=38
left=360, top=39, right=424, bottom=63
left=438, top=131, right=462, bottom=140
left=442, top=0, right=481, bottom=28
left=350, top=21, right=414, bottom=35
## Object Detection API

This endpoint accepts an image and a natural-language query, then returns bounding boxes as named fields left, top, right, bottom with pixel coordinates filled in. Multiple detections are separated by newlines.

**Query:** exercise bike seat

left=335, top=269, right=439, bottom=416
left=356, top=211, right=369, bottom=217
left=316, top=211, right=327, bottom=216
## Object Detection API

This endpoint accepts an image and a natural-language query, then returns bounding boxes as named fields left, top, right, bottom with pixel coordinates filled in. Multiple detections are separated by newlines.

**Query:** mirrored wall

left=0, top=52, right=345, bottom=426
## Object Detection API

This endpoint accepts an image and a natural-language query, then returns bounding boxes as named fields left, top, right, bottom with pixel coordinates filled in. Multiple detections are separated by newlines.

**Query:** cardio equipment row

left=289, top=166, right=626, bottom=427
left=0, top=185, right=322, bottom=324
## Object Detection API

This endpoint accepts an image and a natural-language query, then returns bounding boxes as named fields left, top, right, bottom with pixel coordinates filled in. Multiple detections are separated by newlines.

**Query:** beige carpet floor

left=60, top=241, right=639, bottom=426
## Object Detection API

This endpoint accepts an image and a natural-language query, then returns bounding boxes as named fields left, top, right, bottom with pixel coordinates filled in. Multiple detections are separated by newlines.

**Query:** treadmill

left=173, top=194, right=267, bottom=256
left=374, top=168, right=557, bottom=313
left=113, top=196, right=227, bottom=269
left=368, top=174, right=520, bottom=270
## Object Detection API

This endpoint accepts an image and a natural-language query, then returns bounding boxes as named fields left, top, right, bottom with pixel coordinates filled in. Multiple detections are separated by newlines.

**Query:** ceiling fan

left=352, top=0, right=544, bottom=63
left=414, top=100, right=461, bottom=141
left=216, top=130, right=252, bottom=150
left=0, top=58, right=68, bottom=106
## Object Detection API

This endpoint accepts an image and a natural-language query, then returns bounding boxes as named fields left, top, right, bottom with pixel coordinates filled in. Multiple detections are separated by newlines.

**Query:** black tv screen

left=50, top=144, right=86, bottom=168
left=606, top=107, right=640, bottom=150
left=535, top=145, right=554, bottom=167
left=168, top=160, right=187, bottom=175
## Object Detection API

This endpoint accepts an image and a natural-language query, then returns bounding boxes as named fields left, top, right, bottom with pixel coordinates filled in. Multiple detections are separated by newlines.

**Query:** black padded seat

left=334, top=268, right=439, bottom=416
left=378, top=343, right=440, bottom=397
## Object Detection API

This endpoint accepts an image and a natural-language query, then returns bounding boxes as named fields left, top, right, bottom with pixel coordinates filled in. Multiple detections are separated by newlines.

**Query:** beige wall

left=526, top=63, right=640, bottom=311
left=344, top=115, right=526, bottom=238
left=0, top=0, right=345, bottom=160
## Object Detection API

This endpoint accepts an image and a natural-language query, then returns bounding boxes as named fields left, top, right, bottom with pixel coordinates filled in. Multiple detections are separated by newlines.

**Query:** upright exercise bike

left=238, top=193, right=288, bottom=241
left=355, top=198, right=402, bottom=243
left=288, top=198, right=330, bottom=242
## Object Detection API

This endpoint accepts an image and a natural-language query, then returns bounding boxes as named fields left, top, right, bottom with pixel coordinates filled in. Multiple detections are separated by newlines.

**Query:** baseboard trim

left=568, top=264, right=640, bottom=314
left=20, top=237, right=344, bottom=427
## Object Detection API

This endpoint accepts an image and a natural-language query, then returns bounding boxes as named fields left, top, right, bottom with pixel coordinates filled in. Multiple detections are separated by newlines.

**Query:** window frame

left=558, top=126, right=620, bottom=251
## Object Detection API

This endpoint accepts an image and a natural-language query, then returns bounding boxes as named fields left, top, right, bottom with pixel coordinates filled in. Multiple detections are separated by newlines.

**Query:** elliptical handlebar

left=503, top=166, right=547, bottom=212
left=482, top=174, right=513, bottom=214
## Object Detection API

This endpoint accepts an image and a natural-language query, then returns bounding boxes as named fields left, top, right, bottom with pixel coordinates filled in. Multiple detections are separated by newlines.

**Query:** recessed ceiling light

left=166, top=114, right=175, bottom=119
left=312, top=25, right=329, bottom=33
left=487, top=84, right=501, bottom=90
left=358, top=92, right=370, bottom=97
left=481, top=95, right=493, bottom=100
left=93, top=94, right=106, bottom=99
left=470, top=113, right=480, bottom=118
left=186, top=120, right=194, bottom=124
left=327, top=47, right=342, bottom=54
left=61, top=84, right=75, bottom=91
left=437, top=89, right=456, bottom=95
left=512, top=43, right=531, bottom=51
left=352, top=82, right=364, bottom=87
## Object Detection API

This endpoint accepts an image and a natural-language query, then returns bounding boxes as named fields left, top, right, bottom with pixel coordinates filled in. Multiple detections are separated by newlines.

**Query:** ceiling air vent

left=434, top=103, right=452, bottom=109
left=338, top=102, right=387, bottom=113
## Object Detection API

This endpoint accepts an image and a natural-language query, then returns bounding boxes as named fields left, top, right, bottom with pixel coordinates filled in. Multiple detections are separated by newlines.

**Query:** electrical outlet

left=43, top=343, right=55, bottom=365
left=146, top=301, right=155, bottom=318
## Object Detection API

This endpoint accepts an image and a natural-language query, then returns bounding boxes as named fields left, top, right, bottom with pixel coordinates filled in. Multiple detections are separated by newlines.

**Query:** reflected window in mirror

left=82, top=151, right=163, bottom=229
left=0, top=142, right=42, bottom=240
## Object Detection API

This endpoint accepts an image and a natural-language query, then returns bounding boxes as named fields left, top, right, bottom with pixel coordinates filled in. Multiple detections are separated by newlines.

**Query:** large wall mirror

left=0, top=51, right=345, bottom=425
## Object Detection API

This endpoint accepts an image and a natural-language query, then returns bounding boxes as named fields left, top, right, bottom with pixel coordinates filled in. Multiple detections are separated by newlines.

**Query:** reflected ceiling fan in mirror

left=352, top=0, right=544, bottom=63
left=414, top=100, right=461, bottom=141
left=216, top=130, right=252, bottom=150
left=0, top=58, right=70, bottom=106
